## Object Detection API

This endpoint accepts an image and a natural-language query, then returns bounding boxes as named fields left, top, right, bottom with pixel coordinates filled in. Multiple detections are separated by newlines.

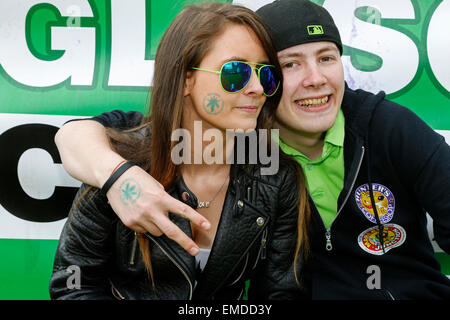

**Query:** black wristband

left=101, top=161, right=136, bottom=197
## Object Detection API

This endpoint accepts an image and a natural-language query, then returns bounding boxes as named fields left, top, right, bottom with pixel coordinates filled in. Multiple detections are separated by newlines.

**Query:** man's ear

left=184, top=71, right=194, bottom=96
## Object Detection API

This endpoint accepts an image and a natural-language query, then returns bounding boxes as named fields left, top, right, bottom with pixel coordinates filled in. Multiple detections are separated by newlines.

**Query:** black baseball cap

left=256, top=0, right=343, bottom=54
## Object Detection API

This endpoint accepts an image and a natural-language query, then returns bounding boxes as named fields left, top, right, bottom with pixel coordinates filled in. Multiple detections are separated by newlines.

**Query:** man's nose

left=302, top=63, right=327, bottom=88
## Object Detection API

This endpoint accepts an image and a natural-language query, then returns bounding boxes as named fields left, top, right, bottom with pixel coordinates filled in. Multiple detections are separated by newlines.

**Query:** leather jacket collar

left=145, top=164, right=270, bottom=299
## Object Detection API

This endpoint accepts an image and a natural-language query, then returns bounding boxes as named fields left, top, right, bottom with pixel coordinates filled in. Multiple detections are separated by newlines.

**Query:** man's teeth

left=297, top=96, right=328, bottom=107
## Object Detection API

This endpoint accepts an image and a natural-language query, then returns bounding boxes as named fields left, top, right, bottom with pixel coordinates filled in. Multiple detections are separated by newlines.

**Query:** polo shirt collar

left=324, top=108, right=345, bottom=148
left=278, top=108, right=345, bottom=160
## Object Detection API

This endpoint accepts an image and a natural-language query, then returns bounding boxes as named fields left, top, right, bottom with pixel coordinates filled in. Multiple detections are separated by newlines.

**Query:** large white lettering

left=108, top=0, right=154, bottom=86
left=427, top=0, right=450, bottom=91
left=0, top=0, right=448, bottom=92
left=18, top=148, right=80, bottom=200
left=0, top=0, right=95, bottom=87
left=324, top=0, right=419, bottom=94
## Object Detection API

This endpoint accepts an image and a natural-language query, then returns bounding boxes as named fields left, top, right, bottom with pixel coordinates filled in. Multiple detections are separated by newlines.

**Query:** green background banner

left=0, top=0, right=448, bottom=299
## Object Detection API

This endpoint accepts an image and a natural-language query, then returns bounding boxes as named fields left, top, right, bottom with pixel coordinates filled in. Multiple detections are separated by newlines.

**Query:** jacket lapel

left=193, top=177, right=270, bottom=298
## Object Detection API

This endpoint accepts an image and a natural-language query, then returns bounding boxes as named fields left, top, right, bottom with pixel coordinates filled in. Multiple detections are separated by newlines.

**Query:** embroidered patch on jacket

left=355, top=183, right=395, bottom=224
left=358, top=224, right=406, bottom=255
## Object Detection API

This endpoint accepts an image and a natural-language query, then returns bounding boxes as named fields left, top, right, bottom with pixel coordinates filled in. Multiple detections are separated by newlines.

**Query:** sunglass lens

left=259, top=66, right=278, bottom=96
left=221, top=62, right=252, bottom=93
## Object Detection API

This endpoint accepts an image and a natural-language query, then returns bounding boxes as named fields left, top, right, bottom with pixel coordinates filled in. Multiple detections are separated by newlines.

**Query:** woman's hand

left=105, top=165, right=210, bottom=255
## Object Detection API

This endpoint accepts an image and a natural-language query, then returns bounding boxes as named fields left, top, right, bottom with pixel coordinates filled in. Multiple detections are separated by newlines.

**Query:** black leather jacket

left=49, top=160, right=300, bottom=300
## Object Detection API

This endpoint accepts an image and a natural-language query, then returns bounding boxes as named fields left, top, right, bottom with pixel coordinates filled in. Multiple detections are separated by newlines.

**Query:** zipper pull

left=129, top=232, right=138, bottom=265
left=325, top=229, right=333, bottom=251
left=261, top=229, right=268, bottom=259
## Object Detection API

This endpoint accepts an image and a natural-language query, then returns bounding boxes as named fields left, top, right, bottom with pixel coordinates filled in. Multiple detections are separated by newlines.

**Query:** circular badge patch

left=355, top=183, right=395, bottom=224
left=358, top=224, right=406, bottom=255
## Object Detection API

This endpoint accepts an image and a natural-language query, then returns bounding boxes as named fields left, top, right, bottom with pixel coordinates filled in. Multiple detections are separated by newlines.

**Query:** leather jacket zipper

left=246, top=186, right=252, bottom=202
left=323, top=146, right=365, bottom=251
left=129, top=232, right=138, bottom=265
left=237, top=287, right=244, bottom=300
left=145, top=234, right=193, bottom=300
left=228, top=253, right=249, bottom=286
left=251, top=226, right=269, bottom=270
left=229, top=226, right=268, bottom=286
left=211, top=220, right=269, bottom=297
left=260, top=228, right=268, bottom=259
left=110, top=281, right=125, bottom=300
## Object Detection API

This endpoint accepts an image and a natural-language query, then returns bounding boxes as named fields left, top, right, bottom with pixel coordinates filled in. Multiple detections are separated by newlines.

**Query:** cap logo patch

left=307, top=25, right=324, bottom=35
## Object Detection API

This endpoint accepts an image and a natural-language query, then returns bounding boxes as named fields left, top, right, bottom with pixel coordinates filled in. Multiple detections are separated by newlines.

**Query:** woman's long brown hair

left=105, top=2, right=310, bottom=288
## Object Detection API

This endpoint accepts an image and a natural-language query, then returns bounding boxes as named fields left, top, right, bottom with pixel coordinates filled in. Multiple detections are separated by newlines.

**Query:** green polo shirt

left=278, top=109, right=345, bottom=228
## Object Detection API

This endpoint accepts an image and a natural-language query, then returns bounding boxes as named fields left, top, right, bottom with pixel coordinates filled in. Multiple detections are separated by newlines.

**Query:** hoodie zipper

left=385, top=289, right=395, bottom=300
left=323, top=146, right=365, bottom=251
left=145, top=234, right=193, bottom=300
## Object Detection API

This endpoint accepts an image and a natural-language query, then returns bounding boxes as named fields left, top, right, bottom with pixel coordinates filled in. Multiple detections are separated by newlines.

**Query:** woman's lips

left=236, top=106, right=258, bottom=113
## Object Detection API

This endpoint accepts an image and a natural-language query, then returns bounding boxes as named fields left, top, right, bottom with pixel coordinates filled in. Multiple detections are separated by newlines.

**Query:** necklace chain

left=197, top=174, right=230, bottom=209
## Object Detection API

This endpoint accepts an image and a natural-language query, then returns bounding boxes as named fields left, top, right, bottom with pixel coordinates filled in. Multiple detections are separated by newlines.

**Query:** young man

left=55, top=0, right=450, bottom=299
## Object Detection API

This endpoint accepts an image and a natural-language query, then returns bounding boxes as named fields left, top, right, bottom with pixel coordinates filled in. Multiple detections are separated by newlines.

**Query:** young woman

left=49, top=3, right=309, bottom=300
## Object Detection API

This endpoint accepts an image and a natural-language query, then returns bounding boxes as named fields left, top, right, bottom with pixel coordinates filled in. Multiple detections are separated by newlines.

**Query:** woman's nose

left=243, top=68, right=264, bottom=96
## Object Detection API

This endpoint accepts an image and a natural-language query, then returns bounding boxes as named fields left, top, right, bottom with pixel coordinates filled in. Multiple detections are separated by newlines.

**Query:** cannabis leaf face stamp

left=203, top=93, right=224, bottom=115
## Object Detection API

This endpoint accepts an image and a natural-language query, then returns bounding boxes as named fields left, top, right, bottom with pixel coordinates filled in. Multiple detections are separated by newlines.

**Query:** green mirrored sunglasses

left=192, top=61, right=280, bottom=97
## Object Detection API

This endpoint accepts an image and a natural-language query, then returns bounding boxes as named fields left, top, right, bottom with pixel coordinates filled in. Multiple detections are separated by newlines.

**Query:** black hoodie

left=299, top=85, right=450, bottom=299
